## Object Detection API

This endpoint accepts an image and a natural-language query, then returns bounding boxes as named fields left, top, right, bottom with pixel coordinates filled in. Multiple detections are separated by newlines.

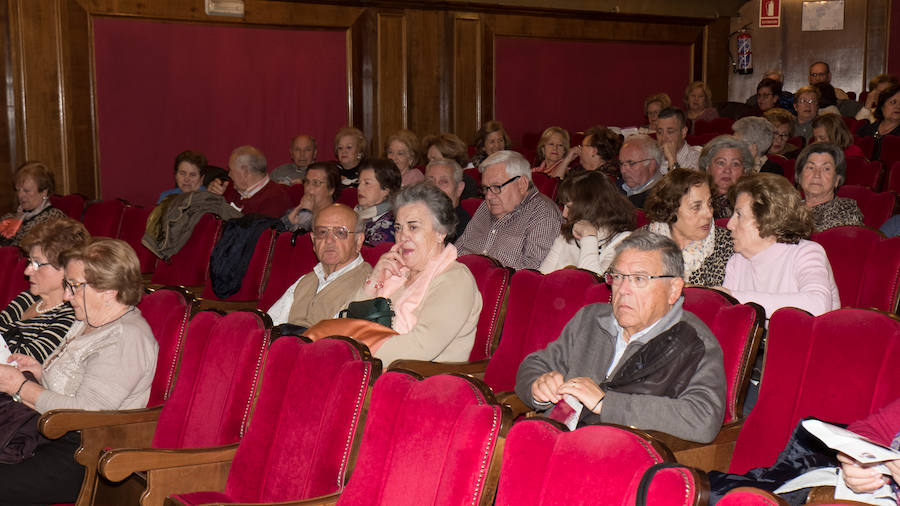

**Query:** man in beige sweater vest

left=268, top=204, right=373, bottom=327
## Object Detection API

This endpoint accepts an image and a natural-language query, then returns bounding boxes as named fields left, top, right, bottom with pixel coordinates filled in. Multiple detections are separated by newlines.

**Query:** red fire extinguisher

left=736, top=30, right=753, bottom=74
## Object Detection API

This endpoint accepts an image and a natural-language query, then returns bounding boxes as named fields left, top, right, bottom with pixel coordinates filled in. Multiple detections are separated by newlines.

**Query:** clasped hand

left=531, top=371, right=605, bottom=414
left=0, top=353, right=42, bottom=394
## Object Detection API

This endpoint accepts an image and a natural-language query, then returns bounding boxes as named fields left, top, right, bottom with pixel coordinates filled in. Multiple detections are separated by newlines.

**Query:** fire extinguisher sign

left=760, top=0, right=781, bottom=27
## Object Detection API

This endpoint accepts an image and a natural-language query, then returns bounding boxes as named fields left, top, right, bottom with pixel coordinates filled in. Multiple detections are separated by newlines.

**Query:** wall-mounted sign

left=205, top=0, right=244, bottom=17
left=760, top=0, right=781, bottom=28
left=802, top=0, right=845, bottom=31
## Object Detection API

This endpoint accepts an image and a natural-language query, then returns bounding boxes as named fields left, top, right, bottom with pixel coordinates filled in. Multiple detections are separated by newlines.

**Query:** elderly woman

left=855, top=83, right=900, bottom=161
left=424, top=158, right=469, bottom=241
left=385, top=129, right=425, bottom=187
left=539, top=171, right=635, bottom=275
left=754, top=78, right=783, bottom=113
left=0, top=162, right=67, bottom=247
left=684, top=81, right=719, bottom=127
left=533, top=126, right=577, bottom=177
left=422, top=132, right=480, bottom=200
left=157, top=150, right=207, bottom=203
left=0, top=238, right=157, bottom=504
left=855, top=74, right=899, bottom=124
left=282, top=161, right=342, bottom=233
left=732, top=116, right=783, bottom=175
left=356, top=158, right=402, bottom=246
left=764, top=108, right=800, bottom=158
left=0, top=218, right=88, bottom=363
left=565, top=125, right=623, bottom=179
left=721, top=173, right=840, bottom=318
left=643, top=93, right=672, bottom=133
left=471, top=120, right=511, bottom=168
left=795, top=143, right=864, bottom=232
left=794, top=85, right=821, bottom=140
left=644, top=168, right=734, bottom=287
left=698, top=135, right=755, bottom=219
left=354, top=183, right=482, bottom=368
left=811, top=113, right=865, bottom=158
left=334, top=127, right=368, bottom=187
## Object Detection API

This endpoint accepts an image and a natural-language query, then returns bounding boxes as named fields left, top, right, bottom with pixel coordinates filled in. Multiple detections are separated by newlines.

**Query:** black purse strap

left=635, top=462, right=691, bottom=506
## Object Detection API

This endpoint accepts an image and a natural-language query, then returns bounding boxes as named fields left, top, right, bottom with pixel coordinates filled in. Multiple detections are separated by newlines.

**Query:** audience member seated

left=270, top=134, right=317, bottom=185
left=470, top=120, right=511, bottom=168
left=812, top=82, right=842, bottom=117
left=855, top=74, right=899, bottom=124
left=618, top=134, right=663, bottom=208
left=281, top=161, right=342, bottom=234
left=808, top=61, right=849, bottom=100
left=0, top=238, right=157, bottom=504
left=157, top=150, right=207, bottom=203
left=764, top=108, right=800, bottom=159
left=746, top=70, right=794, bottom=112
left=532, top=126, right=578, bottom=178
left=356, top=158, right=401, bottom=246
left=422, top=132, right=480, bottom=199
left=657, top=107, right=701, bottom=173
left=539, top=171, right=635, bottom=275
left=644, top=168, right=734, bottom=287
left=838, top=397, right=900, bottom=500
left=856, top=83, right=900, bottom=161
left=385, top=129, right=425, bottom=187
left=516, top=230, right=726, bottom=443
left=424, top=158, right=469, bottom=241
left=721, top=173, right=840, bottom=317
left=684, top=81, right=719, bottom=128
left=699, top=135, right=754, bottom=219
left=0, top=218, right=88, bottom=363
left=794, top=85, right=821, bottom=140
left=0, top=162, right=67, bottom=247
left=207, top=145, right=293, bottom=218
left=796, top=143, right=864, bottom=232
left=565, top=125, right=623, bottom=179
left=268, top=204, right=372, bottom=329
left=753, top=77, right=783, bottom=114
left=811, top=113, right=865, bottom=158
left=642, top=92, right=672, bottom=133
left=352, top=183, right=481, bottom=368
left=456, top=150, right=561, bottom=270
left=732, top=116, right=782, bottom=174
left=333, top=126, right=367, bottom=187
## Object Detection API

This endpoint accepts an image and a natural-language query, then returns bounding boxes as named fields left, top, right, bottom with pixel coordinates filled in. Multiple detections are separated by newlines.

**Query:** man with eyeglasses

left=515, top=231, right=726, bottom=443
left=617, top=134, right=664, bottom=209
left=808, top=61, right=849, bottom=101
left=271, top=134, right=317, bottom=185
left=267, top=204, right=372, bottom=330
left=455, top=150, right=561, bottom=270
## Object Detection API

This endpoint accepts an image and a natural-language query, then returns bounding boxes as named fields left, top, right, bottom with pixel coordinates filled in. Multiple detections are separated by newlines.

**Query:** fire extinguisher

left=736, top=30, right=753, bottom=74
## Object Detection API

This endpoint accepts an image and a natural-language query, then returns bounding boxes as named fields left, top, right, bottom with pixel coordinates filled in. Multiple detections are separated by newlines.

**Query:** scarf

left=356, top=200, right=393, bottom=222
left=370, top=243, right=458, bottom=334
left=648, top=220, right=716, bottom=281
left=0, top=198, right=50, bottom=239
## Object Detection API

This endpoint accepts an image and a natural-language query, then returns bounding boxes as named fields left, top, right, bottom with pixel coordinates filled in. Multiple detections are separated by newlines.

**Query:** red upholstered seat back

left=843, top=158, right=882, bottom=190
left=531, top=172, right=559, bottom=200
left=151, top=310, right=269, bottom=449
left=257, top=232, right=319, bottom=311
left=717, top=488, right=784, bottom=505
left=457, top=255, right=513, bottom=361
left=221, top=337, right=376, bottom=502
left=693, top=117, right=734, bottom=135
left=495, top=420, right=669, bottom=505
left=879, top=135, right=900, bottom=167
left=361, top=241, right=393, bottom=267
left=138, top=287, right=194, bottom=406
left=885, top=161, right=900, bottom=194
left=836, top=185, right=895, bottom=229
left=150, top=213, right=221, bottom=287
left=854, top=135, right=875, bottom=159
left=82, top=199, right=126, bottom=238
left=483, top=269, right=606, bottom=392
left=682, top=287, right=764, bottom=423
left=337, top=187, right=358, bottom=208
left=201, top=227, right=277, bottom=301
left=463, top=167, right=482, bottom=185
left=337, top=372, right=505, bottom=506
left=857, top=236, right=900, bottom=312
left=811, top=226, right=881, bottom=309
left=49, top=193, right=85, bottom=220
left=635, top=209, right=649, bottom=227
left=729, top=307, right=900, bottom=474
left=767, top=154, right=795, bottom=184
left=117, top=206, right=156, bottom=274
left=0, top=247, right=28, bottom=308
left=643, top=465, right=705, bottom=506
left=461, top=197, right=483, bottom=217
left=285, top=184, right=304, bottom=207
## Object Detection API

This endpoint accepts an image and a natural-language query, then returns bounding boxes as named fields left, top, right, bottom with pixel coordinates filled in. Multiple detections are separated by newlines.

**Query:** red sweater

left=224, top=179, right=292, bottom=218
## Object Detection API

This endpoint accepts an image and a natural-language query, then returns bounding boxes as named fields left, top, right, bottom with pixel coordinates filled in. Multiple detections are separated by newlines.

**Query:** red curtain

left=93, top=18, right=348, bottom=206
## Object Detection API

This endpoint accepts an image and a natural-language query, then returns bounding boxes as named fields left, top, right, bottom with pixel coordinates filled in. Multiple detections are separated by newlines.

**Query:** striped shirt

left=455, top=188, right=562, bottom=270
left=0, top=291, right=76, bottom=363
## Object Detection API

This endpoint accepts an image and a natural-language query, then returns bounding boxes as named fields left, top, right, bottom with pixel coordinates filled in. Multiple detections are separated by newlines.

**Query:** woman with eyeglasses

left=282, top=161, right=342, bottom=234
left=698, top=135, right=755, bottom=219
left=793, top=85, right=821, bottom=141
left=0, top=162, right=68, bottom=247
left=0, top=238, right=157, bottom=504
left=355, top=158, right=402, bottom=246
left=856, top=83, right=900, bottom=161
left=561, top=125, right=623, bottom=180
left=0, top=218, right=88, bottom=363
left=763, top=108, right=800, bottom=159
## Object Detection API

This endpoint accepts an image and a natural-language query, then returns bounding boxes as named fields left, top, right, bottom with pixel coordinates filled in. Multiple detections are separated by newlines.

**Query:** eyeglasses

left=479, top=175, right=520, bottom=195
left=619, top=159, right=653, bottom=169
left=774, top=132, right=790, bottom=139
left=304, top=178, right=327, bottom=187
left=604, top=271, right=676, bottom=289
left=312, top=226, right=356, bottom=241
left=63, top=279, right=89, bottom=294
left=809, top=72, right=829, bottom=78
left=798, top=99, right=818, bottom=105
left=27, top=259, right=51, bottom=270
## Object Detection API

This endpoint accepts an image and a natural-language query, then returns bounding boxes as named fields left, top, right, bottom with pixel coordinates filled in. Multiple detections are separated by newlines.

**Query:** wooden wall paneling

left=375, top=11, right=406, bottom=157
left=865, top=0, right=890, bottom=84
left=405, top=9, right=448, bottom=142
left=705, top=16, right=731, bottom=103
left=453, top=13, right=483, bottom=145
left=59, top=0, right=96, bottom=198
left=0, top=0, right=15, bottom=213
left=351, top=9, right=376, bottom=150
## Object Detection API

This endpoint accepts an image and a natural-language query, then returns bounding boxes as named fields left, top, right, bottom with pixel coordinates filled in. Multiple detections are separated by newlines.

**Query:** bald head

left=227, top=145, right=267, bottom=191
left=313, top=203, right=363, bottom=275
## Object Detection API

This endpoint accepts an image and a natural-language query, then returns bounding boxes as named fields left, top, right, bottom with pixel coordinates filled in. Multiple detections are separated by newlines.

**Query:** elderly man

left=267, top=204, right=372, bottom=329
left=425, top=158, right=470, bottom=241
left=456, top=150, right=561, bottom=270
left=208, top=145, right=293, bottom=218
left=656, top=107, right=701, bottom=173
left=515, top=231, right=726, bottom=443
left=618, top=134, right=663, bottom=209
left=271, top=134, right=317, bottom=185
left=809, top=61, right=849, bottom=100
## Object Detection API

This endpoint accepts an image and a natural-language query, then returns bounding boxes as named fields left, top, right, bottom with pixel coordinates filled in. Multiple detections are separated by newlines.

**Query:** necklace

left=35, top=299, right=65, bottom=314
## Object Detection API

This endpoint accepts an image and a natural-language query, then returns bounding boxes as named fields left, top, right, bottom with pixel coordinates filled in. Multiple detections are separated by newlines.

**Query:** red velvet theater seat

left=461, top=197, right=483, bottom=217
left=693, top=117, right=734, bottom=135
left=117, top=205, right=157, bottom=275
left=843, top=157, right=882, bottom=190
left=138, top=286, right=196, bottom=406
left=729, top=307, right=900, bottom=475
left=49, top=193, right=86, bottom=220
left=256, top=231, right=319, bottom=312
left=200, top=227, right=277, bottom=304
left=336, top=187, right=357, bottom=208
left=81, top=199, right=126, bottom=238
left=360, top=240, right=393, bottom=266
left=716, top=487, right=785, bottom=505
left=0, top=246, right=28, bottom=308
left=836, top=185, right=894, bottom=229
left=457, top=254, right=513, bottom=361
left=767, top=154, right=795, bottom=184
left=157, top=336, right=380, bottom=506
left=885, top=161, right=900, bottom=193
left=151, top=213, right=222, bottom=288
left=531, top=171, right=559, bottom=200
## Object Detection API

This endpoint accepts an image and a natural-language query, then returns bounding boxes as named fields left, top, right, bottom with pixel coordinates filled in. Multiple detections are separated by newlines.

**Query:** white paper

left=560, top=394, right=584, bottom=431
left=802, top=0, right=845, bottom=31
left=803, top=419, right=900, bottom=472
left=0, top=334, right=16, bottom=367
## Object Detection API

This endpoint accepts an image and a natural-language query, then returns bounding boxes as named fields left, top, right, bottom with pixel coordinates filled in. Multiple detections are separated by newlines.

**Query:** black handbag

left=339, top=297, right=395, bottom=329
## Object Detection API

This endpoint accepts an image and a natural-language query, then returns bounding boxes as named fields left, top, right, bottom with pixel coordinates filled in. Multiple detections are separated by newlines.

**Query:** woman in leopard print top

left=796, top=143, right=864, bottom=232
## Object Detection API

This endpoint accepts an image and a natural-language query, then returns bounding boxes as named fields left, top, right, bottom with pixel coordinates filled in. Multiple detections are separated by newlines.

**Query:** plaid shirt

left=455, top=188, right=562, bottom=270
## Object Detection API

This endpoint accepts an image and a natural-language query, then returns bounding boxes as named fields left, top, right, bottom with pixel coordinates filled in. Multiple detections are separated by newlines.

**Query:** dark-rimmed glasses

left=604, top=271, right=676, bottom=289
left=479, top=175, right=520, bottom=195
left=63, top=279, right=89, bottom=294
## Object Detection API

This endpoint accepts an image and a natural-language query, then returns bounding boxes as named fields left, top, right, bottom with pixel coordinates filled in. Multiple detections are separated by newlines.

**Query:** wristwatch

left=12, top=379, right=27, bottom=403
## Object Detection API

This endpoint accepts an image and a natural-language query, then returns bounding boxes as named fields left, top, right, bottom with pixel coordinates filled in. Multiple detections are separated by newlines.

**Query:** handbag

left=339, top=297, right=395, bottom=329
left=303, top=318, right=398, bottom=355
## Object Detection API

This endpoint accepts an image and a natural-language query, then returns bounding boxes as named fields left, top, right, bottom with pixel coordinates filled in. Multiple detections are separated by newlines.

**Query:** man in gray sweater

left=516, top=230, right=726, bottom=443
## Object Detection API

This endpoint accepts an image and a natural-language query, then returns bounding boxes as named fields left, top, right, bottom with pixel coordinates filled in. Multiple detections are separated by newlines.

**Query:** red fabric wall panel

left=495, top=37, right=692, bottom=148
left=93, top=18, right=348, bottom=206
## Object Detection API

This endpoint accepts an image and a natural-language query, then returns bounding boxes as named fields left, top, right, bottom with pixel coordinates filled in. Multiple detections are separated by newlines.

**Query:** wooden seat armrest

left=494, top=391, right=535, bottom=419
left=646, top=420, right=744, bottom=472
left=99, top=444, right=239, bottom=482
left=805, top=485, right=872, bottom=505
left=388, top=359, right=490, bottom=378
left=39, top=406, right=163, bottom=439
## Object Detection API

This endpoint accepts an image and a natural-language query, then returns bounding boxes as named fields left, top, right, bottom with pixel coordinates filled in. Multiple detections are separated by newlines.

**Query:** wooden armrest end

left=39, top=406, right=162, bottom=439
left=100, top=444, right=239, bottom=482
